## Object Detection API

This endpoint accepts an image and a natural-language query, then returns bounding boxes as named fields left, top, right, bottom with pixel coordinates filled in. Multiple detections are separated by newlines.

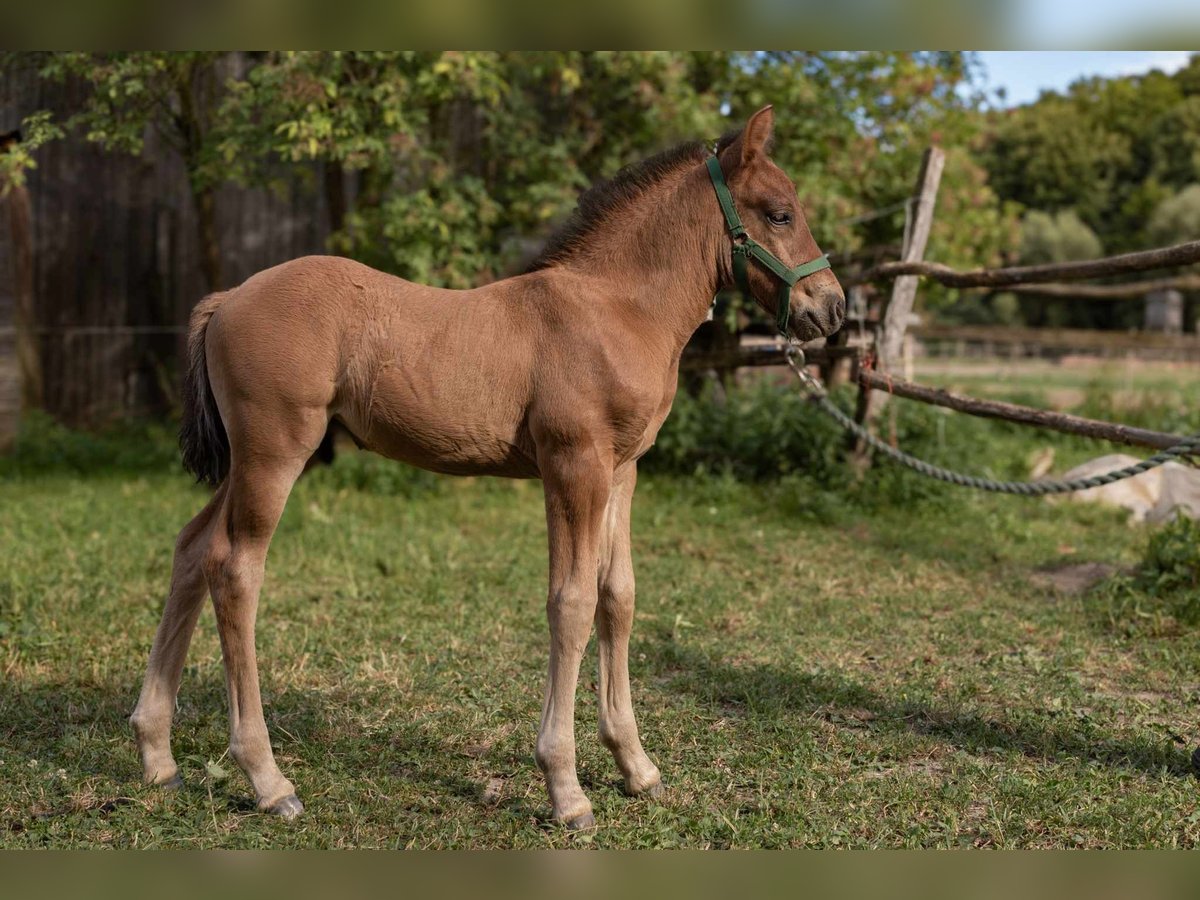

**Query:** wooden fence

left=914, top=324, right=1200, bottom=362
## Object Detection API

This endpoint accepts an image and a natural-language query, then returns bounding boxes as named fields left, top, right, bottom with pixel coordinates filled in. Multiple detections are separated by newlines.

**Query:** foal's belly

left=339, top=365, right=540, bottom=479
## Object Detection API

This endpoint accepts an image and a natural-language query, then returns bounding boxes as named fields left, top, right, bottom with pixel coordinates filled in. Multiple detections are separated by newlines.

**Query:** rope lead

left=784, top=347, right=1200, bottom=496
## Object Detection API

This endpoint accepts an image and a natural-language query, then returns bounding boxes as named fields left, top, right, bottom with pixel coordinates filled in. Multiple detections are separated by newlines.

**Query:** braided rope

left=784, top=351, right=1200, bottom=496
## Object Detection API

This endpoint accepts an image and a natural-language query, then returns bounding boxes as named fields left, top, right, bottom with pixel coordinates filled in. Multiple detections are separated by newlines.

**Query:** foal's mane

left=527, top=136, right=734, bottom=272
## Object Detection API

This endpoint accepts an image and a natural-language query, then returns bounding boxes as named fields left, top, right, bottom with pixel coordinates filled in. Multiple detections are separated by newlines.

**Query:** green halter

left=705, top=155, right=830, bottom=335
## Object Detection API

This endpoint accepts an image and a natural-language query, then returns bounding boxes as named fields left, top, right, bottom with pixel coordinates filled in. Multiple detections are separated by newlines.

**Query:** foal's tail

left=180, top=292, right=231, bottom=487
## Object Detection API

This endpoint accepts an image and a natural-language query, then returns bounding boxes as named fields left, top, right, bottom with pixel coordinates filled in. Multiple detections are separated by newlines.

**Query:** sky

left=977, top=50, right=1196, bottom=107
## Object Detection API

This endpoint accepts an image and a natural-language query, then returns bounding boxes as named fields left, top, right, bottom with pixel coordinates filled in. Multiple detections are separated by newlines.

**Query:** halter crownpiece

left=705, top=155, right=830, bottom=336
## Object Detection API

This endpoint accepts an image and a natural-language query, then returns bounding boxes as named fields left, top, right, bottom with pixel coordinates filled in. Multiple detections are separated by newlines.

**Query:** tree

left=982, top=54, right=1200, bottom=253
left=35, top=52, right=233, bottom=289
left=1147, top=184, right=1200, bottom=247
left=20, top=51, right=1017, bottom=311
left=217, top=51, right=723, bottom=287
left=0, top=111, right=63, bottom=196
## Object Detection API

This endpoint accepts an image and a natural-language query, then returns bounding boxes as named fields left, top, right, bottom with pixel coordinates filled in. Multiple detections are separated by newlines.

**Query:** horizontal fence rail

left=1004, top=274, right=1200, bottom=299
left=679, top=343, right=853, bottom=372
left=857, top=370, right=1187, bottom=451
left=848, top=239, right=1200, bottom=289
left=914, top=324, right=1200, bottom=360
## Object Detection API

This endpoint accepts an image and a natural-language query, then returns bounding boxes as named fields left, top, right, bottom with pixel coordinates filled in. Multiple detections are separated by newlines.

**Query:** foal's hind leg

left=596, top=463, right=662, bottom=798
left=204, top=454, right=308, bottom=818
left=131, top=482, right=227, bottom=788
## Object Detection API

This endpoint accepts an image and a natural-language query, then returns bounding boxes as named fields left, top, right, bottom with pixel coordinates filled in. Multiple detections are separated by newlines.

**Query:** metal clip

left=784, top=340, right=826, bottom=398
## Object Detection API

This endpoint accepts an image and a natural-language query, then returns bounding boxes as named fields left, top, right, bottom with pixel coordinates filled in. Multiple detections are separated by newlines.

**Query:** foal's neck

left=564, top=164, right=724, bottom=354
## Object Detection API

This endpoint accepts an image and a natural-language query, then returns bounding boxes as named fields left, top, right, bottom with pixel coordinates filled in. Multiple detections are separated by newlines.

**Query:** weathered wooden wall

left=0, top=200, right=15, bottom=449
left=0, top=61, right=334, bottom=426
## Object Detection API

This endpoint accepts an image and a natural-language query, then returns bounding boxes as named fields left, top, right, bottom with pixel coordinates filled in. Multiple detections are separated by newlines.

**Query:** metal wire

left=784, top=345, right=1200, bottom=496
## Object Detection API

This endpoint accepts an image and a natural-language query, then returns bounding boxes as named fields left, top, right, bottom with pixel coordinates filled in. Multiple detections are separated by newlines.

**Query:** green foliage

left=1007, top=209, right=1124, bottom=329
left=0, top=110, right=63, bottom=195
left=1019, top=210, right=1104, bottom=264
left=644, top=379, right=849, bottom=484
left=300, top=448, right=442, bottom=499
left=213, top=50, right=723, bottom=284
left=642, top=378, right=1078, bottom=513
left=35, top=53, right=227, bottom=187
left=18, top=51, right=1019, bottom=299
left=1074, top=377, right=1200, bottom=437
left=1147, top=183, right=1200, bottom=246
left=983, top=55, right=1200, bottom=253
left=0, top=412, right=179, bottom=480
left=1088, top=515, right=1200, bottom=635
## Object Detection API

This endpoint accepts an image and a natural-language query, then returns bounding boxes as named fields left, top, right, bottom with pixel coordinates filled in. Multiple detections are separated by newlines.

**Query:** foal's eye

left=767, top=211, right=792, bottom=226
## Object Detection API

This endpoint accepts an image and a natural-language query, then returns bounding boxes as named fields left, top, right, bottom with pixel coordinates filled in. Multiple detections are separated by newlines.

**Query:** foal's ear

left=740, top=105, right=775, bottom=164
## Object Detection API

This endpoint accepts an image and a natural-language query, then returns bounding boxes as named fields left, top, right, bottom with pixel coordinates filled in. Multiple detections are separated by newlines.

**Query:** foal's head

left=716, top=106, right=845, bottom=341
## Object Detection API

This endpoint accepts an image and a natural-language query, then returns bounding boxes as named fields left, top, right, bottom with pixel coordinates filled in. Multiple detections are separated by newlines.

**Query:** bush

left=0, top=411, right=179, bottom=480
left=1147, top=184, right=1200, bottom=246
left=1074, top=379, right=1200, bottom=437
left=643, top=378, right=1057, bottom=513
left=1087, top=515, right=1200, bottom=635
left=300, top=450, right=442, bottom=498
left=1019, top=209, right=1103, bottom=265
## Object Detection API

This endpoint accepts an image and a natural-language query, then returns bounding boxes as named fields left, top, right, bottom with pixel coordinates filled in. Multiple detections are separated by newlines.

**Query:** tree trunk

left=194, top=184, right=222, bottom=292
left=324, top=161, right=347, bottom=235
left=9, top=181, right=41, bottom=411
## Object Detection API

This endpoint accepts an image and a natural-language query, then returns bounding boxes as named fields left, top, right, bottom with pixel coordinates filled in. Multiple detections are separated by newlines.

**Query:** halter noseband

left=705, top=155, right=830, bottom=336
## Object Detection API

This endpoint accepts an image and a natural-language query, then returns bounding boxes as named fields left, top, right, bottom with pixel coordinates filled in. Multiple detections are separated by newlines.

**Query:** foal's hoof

left=641, top=780, right=665, bottom=799
left=625, top=778, right=665, bottom=799
left=159, top=773, right=184, bottom=791
left=565, top=812, right=596, bottom=832
left=265, top=795, right=305, bottom=821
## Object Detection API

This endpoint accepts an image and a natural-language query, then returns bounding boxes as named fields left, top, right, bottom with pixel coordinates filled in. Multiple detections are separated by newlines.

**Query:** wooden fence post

left=2, top=164, right=39, bottom=449
left=852, top=147, right=945, bottom=459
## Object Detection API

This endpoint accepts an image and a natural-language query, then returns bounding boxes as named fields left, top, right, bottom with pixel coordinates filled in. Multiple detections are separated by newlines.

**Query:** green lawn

left=3, top=450, right=1199, bottom=848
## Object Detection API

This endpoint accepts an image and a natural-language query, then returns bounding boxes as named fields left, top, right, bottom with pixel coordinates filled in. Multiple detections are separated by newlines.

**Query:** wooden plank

left=914, top=324, right=1200, bottom=354
left=0, top=348, right=15, bottom=452
left=1, top=57, right=336, bottom=425
left=858, top=370, right=1188, bottom=451
left=0, top=170, right=20, bottom=449
left=679, top=343, right=856, bottom=373
left=8, top=179, right=39, bottom=410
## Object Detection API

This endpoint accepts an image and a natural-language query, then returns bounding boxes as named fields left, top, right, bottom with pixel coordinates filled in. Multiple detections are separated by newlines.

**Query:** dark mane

left=525, top=139, right=711, bottom=271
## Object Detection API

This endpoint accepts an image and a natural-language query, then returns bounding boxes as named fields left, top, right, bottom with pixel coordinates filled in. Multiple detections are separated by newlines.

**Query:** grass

left=4, top=466, right=1200, bottom=848
left=1, top=365, right=1199, bottom=849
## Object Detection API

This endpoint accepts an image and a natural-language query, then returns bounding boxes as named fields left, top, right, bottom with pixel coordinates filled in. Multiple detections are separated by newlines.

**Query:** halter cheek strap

left=706, top=155, right=830, bottom=335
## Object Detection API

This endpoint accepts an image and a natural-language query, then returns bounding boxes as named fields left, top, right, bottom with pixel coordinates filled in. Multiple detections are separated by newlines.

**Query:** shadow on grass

left=645, top=641, right=1194, bottom=779
left=4, top=634, right=1190, bottom=837
left=0, top=673, right=542, bottom=831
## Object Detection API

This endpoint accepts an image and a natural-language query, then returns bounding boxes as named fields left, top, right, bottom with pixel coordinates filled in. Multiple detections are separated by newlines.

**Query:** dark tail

left=179, top=292, right=230, bottom=487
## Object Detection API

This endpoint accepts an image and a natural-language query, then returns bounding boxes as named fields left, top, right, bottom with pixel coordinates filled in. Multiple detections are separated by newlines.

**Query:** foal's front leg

left=596, top=463, right=662, bottom=797
left=536, top=446, right=612, bottom=830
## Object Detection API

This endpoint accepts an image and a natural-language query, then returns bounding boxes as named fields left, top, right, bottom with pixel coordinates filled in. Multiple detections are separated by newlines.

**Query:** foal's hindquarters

left=131, top=276, right=340, bottom=818
left=130, top=258, right=665, bottom=826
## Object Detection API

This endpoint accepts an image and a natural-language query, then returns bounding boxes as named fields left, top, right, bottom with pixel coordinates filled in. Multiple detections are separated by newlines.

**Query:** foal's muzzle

left=788, top=282, right=845, bottom=342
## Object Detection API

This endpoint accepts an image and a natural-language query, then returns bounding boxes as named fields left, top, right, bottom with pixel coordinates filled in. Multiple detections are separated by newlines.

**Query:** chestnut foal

left=130, top=106, right=845, bottom=829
